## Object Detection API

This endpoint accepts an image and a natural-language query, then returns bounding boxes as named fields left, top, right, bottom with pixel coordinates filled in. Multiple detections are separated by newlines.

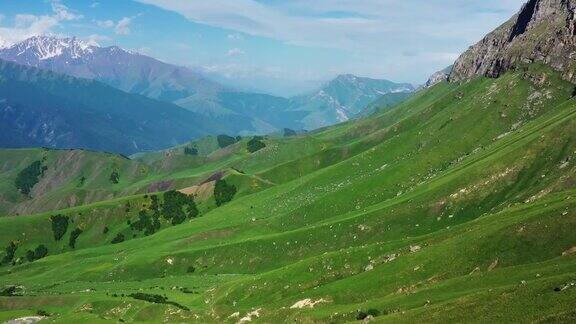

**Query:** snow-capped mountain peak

left=4, top=35, right=97, bottom=62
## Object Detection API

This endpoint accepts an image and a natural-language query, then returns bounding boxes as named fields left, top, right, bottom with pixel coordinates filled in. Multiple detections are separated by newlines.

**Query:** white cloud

left=95, top=16, right=139, bottom=35
left=0, top=0, right=82, bottom=47
left=51, top=0, right=83, bottom=21
left=86, top=33, right=110, bottom=46
left=135, top=0, right=525, bottom=83
left=226, top=48, right=245, bottom=57
left=90, top=2, right=100, bottom=8
left=227, top=33, right=244, bottom=41
left=115, top=17, right=133, bottom=35
left=96, top=20, right=115, bottom=28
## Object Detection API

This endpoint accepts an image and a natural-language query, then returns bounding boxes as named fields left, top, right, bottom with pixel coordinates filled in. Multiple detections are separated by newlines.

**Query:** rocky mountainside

left=425, top=65, right=452, bottom=87
left=290, top=74, right=414, bottom=129
left=450, top=0, right=576, bottom=82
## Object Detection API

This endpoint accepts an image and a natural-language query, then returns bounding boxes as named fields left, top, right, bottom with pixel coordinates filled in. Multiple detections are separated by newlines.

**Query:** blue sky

left=0, top=0, right=525, bottom=96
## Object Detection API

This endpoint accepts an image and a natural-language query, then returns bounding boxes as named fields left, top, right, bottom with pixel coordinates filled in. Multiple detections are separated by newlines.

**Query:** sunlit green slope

left=1, top=65, right=576, bottom=323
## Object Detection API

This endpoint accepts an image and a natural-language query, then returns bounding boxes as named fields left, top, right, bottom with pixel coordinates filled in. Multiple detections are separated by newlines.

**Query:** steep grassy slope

left=1, top=65, right=576, bottom=322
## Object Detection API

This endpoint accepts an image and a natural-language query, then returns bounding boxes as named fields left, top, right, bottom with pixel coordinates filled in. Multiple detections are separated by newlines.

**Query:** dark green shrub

left=25, top=250, right=35, bottom=262
left=34, top=245, right=48, bottom=260
left=0, top=285, right=20, bottom=296
left=187, top=265, right=196, bottom=273
left=162, top=190, right=198, bottom=225
left=129, top=293, right=189, bottom=310
left=69, top=228, right=83, bottom=249
left=15, top=160, right=47, bottom=196
left=109, top=170, right=120, bottom=184
left=247, top=136, right=266, bottom=153
left=184, top=147, right=198, bottom=156
left=103, top=226, right=109, bottom=234
left=130, top=292, right=167, bottom=303
left=36, top=310, right=50, bottom=317
left=356, top=309, right=380, bottom=320
left=25, top=245, right=48, bottom=262
left=217, top=135, right=238, bottom=148
left=50, top=215, right=69, bottom=241
left=1, top=241, right=18, bottom=265
left=214, top=179, right=237, bottom=206
left=131, top=210, right=161, bottom=235
left=111, top=233, right=125, bottom=244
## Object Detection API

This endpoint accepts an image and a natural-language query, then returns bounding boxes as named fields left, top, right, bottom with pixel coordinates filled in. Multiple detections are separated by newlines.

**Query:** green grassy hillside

left=1, top=65, right=576, bottom=322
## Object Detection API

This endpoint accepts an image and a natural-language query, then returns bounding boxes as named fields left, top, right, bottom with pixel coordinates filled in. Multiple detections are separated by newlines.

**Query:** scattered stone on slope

left=488, top=259, right=499, bottom=271
left=289, top=298, right=329, bottom=309
left=562, top=246, right=576, bottom=256
left=238, top=308, right=262, bottom=323
left=409, top=245, right=421, bottom=253
left=5, top=316, right=46, bottom=324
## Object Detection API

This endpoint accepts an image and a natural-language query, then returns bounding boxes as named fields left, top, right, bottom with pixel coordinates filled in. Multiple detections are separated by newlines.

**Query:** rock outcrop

left=425, top=65, right=453, bottom=87
left=450, top=0, right=576, bottom=83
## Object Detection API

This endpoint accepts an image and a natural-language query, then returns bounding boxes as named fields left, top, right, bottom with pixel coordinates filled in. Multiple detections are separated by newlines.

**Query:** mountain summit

left=291, top=74, right=414, bottom=128
left=450, top=0, right=576, bottom=82
left=1, top=36, right=97, bottom=62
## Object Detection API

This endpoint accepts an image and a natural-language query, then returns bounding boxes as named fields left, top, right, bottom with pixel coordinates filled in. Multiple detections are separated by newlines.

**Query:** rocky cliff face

left=426, top=66, right=453, bottom=87
left=450, top=0, right=576, bottom=83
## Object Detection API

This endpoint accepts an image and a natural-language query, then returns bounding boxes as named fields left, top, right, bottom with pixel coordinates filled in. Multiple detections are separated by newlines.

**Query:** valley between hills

left=1, top=0, right=576, bottom=323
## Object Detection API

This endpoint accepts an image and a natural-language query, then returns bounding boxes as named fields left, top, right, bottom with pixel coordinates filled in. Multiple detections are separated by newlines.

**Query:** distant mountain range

left=291, top=74, right=415, bottom=128
left=0, top=59, right=223, bottom=154
left=0, top=36, right=415, bottom=132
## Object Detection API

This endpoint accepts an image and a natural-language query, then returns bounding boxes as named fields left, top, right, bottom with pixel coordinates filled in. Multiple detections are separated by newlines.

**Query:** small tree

left=34, top=245, right=48, bottom=260
left=1, top=241, right=18, bottom=265
left=184, top=147, right=198, bottom=156
left=162, top=190, right=199, bottom=225
left=50, top=215, right=69, bottom=241
left=109, top=171, right=120, bottom=184
left=217, top=135, right=238, bottom=148
left=247, top=136, right=266, bottom=153
left=111, top=233, right=125, bottom=244
left=15, top=160, right=47, bottom=196
left=69, top=228, right=83, bottom=248
left=214, top=179, right=237, bottom=206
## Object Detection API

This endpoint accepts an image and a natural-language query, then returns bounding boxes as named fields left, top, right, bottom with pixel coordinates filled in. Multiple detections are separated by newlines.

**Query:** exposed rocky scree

left=450, top=0, right=576, bottom=83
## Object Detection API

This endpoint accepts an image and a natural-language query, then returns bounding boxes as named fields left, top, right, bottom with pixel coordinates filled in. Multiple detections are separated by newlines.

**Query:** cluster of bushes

left=129, top=293, right=189, bottom=310
left=217, top=134, right=241, bottom=148
left=162, top=190, right=198, bottom=225
left=247, top=136, right=266, bottom=153
left=111, top=233, right=125, bottom=244
left=50, top=214, right=69, bottom=241
left=25, top=245, right=48, bottom=262
left=15, top=160, right=47, bottom=196
left=131, top=209, right=161, bottom=236
left=184, top=147, right=198, bottom=156
left=214, top=179, right=237, bottom=206
left=0, top=285, right=22, bottom=297
left=69, top=228, right=83, bottom=249
left=109, top=170, right=120, bottom=184
left=1, top=241, right=18, bottom=265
